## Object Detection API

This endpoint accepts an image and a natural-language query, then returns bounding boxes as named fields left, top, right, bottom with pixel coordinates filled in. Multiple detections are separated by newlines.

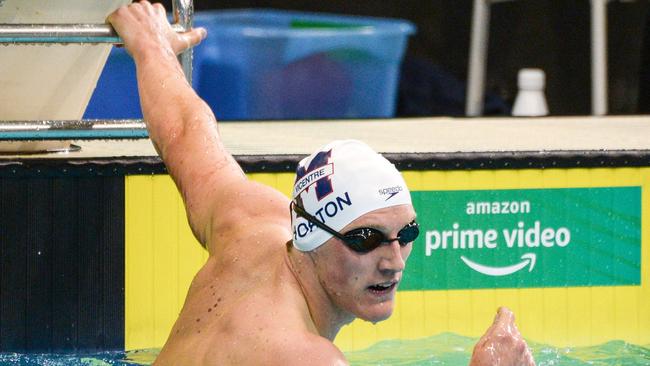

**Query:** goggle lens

left=343, top=221, right=419, bottom=253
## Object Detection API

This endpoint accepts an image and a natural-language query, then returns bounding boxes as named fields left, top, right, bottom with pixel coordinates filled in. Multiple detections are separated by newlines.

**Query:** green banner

left=401, top=187, right=641, bottom=290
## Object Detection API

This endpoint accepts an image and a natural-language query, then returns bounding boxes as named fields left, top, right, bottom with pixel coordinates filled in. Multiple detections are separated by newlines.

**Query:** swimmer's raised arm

left=108, top=2, right=290, bottom=251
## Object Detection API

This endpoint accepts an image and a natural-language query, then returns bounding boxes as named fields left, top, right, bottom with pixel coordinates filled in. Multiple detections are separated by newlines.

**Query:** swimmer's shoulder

left=296, top=335, right=349, bottom=366
left=252, top=331, right=349, bottom=366
left=222, top=303, right=347, bottom=365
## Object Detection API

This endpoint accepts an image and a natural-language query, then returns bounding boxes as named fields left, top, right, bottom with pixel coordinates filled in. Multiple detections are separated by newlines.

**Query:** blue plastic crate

left=193, top=9, right=415, bottom=120
left=84, top=9, right=415, bottom=121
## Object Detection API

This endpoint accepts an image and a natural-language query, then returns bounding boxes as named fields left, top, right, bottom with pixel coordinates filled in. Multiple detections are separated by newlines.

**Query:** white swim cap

left=291, top=140, right=412, bottom=251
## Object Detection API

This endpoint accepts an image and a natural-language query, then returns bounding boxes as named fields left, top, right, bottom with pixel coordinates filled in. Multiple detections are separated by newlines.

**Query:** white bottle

left=512, top=68, right=549, bottom=117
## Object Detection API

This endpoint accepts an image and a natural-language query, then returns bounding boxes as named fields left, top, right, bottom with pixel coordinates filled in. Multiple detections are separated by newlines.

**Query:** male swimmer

left=108, top=2, right=536, bottom=365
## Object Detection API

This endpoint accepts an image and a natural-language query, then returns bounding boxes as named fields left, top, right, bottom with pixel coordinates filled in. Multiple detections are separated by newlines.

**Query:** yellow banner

left=125, top=168, right=650, bottom=351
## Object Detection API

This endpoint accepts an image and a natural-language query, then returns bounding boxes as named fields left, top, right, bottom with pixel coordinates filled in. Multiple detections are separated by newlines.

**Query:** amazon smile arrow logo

left=460, top=253, right=536, bottom=276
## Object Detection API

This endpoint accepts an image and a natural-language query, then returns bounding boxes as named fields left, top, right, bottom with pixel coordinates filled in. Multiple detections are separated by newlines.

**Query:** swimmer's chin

left=356, top=302, right=395, bottom=323
left=359, top=311, right=393, bottom=324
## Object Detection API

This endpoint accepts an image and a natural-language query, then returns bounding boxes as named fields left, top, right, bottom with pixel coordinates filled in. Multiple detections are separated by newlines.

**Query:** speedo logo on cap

left=379, top=186, right=403, bottom=201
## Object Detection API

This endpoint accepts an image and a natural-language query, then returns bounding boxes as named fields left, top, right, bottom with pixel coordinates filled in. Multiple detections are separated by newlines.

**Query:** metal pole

left=173, top=0, right=194, bottom=85
left=0, top=120, right=148, bottom=140
left=466, top=0, right=490, bottom=116
left=591, top=0, right=608, bottom=116
left=0, top=23, right=184, bottom=44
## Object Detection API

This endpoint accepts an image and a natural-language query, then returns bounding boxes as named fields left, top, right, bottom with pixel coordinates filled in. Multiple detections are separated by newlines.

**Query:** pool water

left=346, top=334, right=650, bottom=366
left=1, top=333, right=648, bottom=365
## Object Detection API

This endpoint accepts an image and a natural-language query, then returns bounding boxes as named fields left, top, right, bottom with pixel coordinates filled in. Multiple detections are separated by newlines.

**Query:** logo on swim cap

left=294, top=149, right=334, bottom=201
left=379, top=185, right=403, bottom=201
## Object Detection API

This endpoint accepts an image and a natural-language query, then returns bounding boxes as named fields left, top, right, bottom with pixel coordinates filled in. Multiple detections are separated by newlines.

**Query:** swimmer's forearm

left=135, top=48, right=206, bottom=153
left=108, top=1, right=214, bottom=160
left=133, top=46, right=227, bottom=165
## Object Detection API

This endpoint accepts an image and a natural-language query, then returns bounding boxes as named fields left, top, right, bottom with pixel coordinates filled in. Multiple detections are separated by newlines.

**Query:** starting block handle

left=0, top=0, right=194, bottom=83
left=0, top=23, right=186, bottom=44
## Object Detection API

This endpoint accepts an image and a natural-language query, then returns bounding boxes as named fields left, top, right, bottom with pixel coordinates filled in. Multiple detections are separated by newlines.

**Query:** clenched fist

left=469, top=307, right=536, bottom=366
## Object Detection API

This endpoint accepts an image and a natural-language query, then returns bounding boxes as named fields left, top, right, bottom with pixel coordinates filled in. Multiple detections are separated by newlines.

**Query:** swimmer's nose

left=378, top=240, right=406, bottom=274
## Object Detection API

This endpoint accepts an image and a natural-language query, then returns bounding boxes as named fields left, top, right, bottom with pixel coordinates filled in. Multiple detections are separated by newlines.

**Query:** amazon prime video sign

left=400, top=187, right=641, bottom=290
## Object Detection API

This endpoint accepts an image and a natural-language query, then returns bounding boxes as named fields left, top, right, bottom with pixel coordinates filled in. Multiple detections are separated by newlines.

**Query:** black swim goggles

left=290, top=201, right=419, bottom=253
